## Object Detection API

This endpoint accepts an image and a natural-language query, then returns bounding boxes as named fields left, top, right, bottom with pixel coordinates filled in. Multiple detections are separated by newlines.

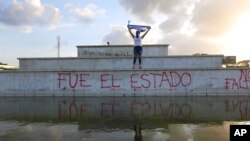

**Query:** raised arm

left=127, top=25, right=135, bottom=38
left=141, top=26, right=151, bottom=39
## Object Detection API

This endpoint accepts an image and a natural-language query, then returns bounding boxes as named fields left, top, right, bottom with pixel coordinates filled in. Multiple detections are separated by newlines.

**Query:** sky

left=0, top=0, right=250, bottom=66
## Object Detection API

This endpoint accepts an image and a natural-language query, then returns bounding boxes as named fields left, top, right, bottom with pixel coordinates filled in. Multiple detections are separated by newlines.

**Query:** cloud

left=118, top=0, right=250, bottom=56
left=159, top=11, right=189, bottom=33
left=65, top=3, right=106, bottom=24
left=19, top=25, right=33, bottom=33
left=102, top=25, right=132, bottom=45
left=119, top=0, right=192, bottom=23
left=119, top=0, right=156, bottom=23
left=0, top=0, right=61, bottom=32
left=119, top=0, right=195, bottom=35
left=120, top=0, right=250, bottom=37
left=158, top=32, right=224, bottom=56
left=192, top=0, right=250, bottom=37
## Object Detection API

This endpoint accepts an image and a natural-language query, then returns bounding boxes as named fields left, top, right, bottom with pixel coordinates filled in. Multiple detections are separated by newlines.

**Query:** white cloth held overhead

left=128, top=25, right=150, bottom=32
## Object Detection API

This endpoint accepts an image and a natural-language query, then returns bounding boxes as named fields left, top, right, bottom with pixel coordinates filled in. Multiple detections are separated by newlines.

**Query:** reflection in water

left=0, top=96, right=250, bottom=141
left=134, top=122, right=142, bottom=141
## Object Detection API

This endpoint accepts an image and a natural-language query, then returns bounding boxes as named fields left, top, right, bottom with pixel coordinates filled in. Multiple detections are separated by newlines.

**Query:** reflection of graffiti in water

left=2, top=97, right=250, bottom=124
left=58, top=100, right=88, bottom=120
left=131, top=100, right=191, bottom=118
left=101, top=101, right=121, bottom=117
left=225, top=99, right=250, bottom=120
left=58, top=100, right=192, bottom=120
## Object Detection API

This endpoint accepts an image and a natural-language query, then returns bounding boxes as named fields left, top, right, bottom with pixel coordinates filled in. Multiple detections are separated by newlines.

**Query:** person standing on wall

left=127, top=24, right=151, bottom=69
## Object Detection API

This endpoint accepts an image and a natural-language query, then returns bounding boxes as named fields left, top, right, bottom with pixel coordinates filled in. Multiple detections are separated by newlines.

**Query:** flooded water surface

left=0, top=96, right=249, bottom=141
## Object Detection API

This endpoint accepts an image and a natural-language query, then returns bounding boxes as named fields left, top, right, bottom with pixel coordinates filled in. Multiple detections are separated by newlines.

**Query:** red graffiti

left=80, top=74, right=91, bottom=87
left=100, top=73, right=120, bottom=89
left=57, top=72, right=92, bottom=89
left=131, top=74, right=142, bottom=89
left=141, top=74, right=151, bottom=88
left=130, top=71, right=192, bottom=89
left=57, top=71, right=192, bottom=90
left=57, top=72, right=121, bottom=89
left=225, top=70, right=250, bottom=90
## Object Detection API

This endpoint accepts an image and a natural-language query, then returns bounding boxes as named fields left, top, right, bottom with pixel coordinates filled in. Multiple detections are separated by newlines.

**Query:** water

left=0, top=96, right=249, bottom=141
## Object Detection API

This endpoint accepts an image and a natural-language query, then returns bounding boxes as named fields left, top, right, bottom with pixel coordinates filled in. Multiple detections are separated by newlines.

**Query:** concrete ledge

left=18, top=55, right=224, bottom=60
left=18, top=55, right=223, bottom=71
left=2, top=67, right=247, bottom=73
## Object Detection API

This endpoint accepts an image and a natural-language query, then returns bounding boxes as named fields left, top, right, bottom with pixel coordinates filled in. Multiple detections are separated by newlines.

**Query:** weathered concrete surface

left=18, top=55, right=223, bottom=71
left=0, top=96, right=249, bottom=123
left=77, top=44, right=169, bottom=57
left=0, top=69, right=250, bottom=96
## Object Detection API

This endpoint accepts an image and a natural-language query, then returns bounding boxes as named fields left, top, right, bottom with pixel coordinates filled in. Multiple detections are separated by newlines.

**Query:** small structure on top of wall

left=77, top=44, right=169, bottom=57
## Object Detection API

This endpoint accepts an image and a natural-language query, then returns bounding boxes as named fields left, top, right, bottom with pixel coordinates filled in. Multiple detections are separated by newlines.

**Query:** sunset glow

left=219, top=12, right=250, bottom=61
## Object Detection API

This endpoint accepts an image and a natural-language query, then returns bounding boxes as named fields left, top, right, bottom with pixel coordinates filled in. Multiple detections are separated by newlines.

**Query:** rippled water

left=0, top=96, right=249, bottom=141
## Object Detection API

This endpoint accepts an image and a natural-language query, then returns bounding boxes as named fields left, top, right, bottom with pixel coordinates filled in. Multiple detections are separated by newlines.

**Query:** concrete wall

left=0, top=96, right=249, bottom=123
left=18, top=55, right=223, bottom=71
left=77, top=44, right=169, bottom=57
left=1, top=69, right=250, bottom=96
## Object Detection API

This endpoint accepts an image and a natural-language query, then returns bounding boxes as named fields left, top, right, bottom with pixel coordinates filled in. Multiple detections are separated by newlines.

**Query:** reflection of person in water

left=134, top=122, right=142, bottom=141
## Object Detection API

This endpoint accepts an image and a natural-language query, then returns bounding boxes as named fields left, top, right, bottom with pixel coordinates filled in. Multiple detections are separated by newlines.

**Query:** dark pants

left=133, top=46, right=142, bottom=65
